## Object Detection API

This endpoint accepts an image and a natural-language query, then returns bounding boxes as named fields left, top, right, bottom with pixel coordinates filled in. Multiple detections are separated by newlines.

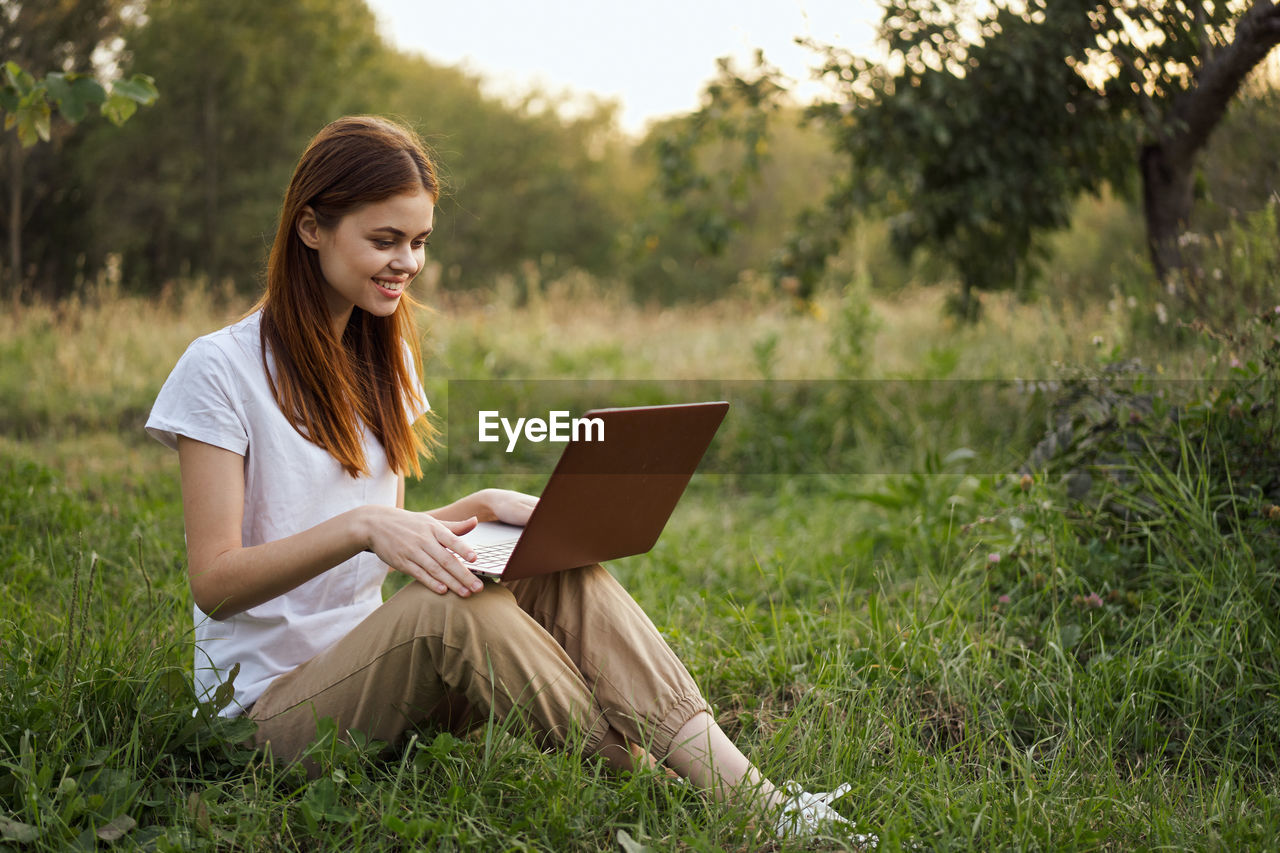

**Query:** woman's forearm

left=179, top=436, right=381, bottom=619
left=427, top=489, right=496, bottom=523
left=189, top=506, right=373, bottom=620
left=180, top=438, right=491, bottom=616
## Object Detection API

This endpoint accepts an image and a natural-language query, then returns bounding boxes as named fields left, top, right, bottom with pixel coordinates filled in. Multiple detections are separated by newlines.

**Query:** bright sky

left=365, top=0, right=884, bottom=134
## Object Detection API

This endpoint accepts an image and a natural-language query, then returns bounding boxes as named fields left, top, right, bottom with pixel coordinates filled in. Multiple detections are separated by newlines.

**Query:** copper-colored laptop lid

left=500, top=401, right=729, bottom=580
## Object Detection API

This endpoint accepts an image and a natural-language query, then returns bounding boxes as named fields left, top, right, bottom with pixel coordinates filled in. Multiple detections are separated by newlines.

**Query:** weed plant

left=3, top=281, right=1279, bottom=850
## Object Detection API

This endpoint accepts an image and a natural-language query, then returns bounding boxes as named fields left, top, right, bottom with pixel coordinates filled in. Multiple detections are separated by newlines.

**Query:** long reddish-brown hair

left=259, top=115, right=438, bottom=478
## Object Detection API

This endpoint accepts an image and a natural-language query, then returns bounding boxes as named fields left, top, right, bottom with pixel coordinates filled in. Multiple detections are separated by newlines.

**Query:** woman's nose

left=390, top=244, right=419, bottom=274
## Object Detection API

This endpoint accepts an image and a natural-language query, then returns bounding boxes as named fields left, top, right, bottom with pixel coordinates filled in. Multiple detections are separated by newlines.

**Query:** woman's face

left=298, top=189, right=435, bottom=333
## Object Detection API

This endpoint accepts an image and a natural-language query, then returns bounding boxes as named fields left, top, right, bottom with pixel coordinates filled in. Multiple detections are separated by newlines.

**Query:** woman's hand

left=362, top=506, right=485, bottom=597
left=481, top=488, right=539, bottom=527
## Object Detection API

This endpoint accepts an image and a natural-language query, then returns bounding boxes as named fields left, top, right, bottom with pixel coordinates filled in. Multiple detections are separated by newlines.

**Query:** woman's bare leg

left=662, top=712, right=874, bottom=844
left=662, top=711, right=786, bottom=809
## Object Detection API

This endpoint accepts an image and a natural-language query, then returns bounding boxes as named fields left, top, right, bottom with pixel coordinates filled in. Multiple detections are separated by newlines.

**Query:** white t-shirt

left=146, top=310, right=425, bottom=715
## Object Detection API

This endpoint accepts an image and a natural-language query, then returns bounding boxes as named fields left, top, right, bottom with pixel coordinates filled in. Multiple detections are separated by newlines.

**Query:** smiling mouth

left=373, top=278, right=406, bottom=297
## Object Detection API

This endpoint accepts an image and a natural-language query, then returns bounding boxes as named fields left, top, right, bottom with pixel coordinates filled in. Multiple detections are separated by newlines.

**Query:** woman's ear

left=296, top=206, right=321, bottom=249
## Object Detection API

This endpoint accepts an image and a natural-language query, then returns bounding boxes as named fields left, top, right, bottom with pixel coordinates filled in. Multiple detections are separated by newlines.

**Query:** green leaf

left=3, top=61, right=36, bottom=94
left=45, top=73, right=87, bottom=123
left=209, top=662, right=239, bottom=713
left=427, top=731, right=460, bottom=759
left=101, top=92, right=138, bottom=126
left=49, top=74, right=108, bottom=124
left=112, top=74, right=158, bottom=105
left=71, top=75, right=107, bottom=105
left=301, top=777, right=357, bottom=824
left=96, top=814, right=137, bottom=842
left=0, top=816, right=41, bottom=843
left=211, top=714, right=257, bottom=745
left=382, top=813, right=430, bottom=840
left=14, top=95, right=52, bottom=147
left=157, top=668, right=189, bottom=701
left=45, top=72, right=72, bottom=103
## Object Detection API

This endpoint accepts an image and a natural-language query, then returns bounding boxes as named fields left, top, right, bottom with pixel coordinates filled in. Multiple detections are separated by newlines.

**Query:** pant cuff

left=649, top=693, right=715, bottom=762
left=582, top=721, right=613, bottom=759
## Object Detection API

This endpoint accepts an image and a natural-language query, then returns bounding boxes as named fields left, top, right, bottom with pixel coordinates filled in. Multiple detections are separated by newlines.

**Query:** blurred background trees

left=77, top=0, right=386, bottom=294
left=660, top=0, right=1280, bottom=318
left=0, top=0, right=156, bottom=297
left=2, top=0, right=1278, bottom=318
left=826, top=0, right=1280, bottom=315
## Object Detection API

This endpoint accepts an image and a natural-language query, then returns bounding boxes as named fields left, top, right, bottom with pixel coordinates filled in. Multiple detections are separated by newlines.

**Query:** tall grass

left=2, top=280, right=1277, bottom=850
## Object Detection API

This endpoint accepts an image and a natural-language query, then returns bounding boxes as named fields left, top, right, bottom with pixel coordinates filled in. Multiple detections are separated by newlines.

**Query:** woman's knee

left=384, top=579, right=521, bottom=641
left=578, top=563, right=621, bottom=592
left=521, top=563, right=618, bottom=602
left=566, top=564, right=639, bottom=614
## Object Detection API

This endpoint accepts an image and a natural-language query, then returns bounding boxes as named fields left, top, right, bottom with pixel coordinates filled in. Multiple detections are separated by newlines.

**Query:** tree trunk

left=1142, top=0, right=1280, bottom=291
left=7, top=137, right=22, bottom=301
left=204, top=77, right=219, bottom=285
left=1140, top=142, right=1194, bottom=292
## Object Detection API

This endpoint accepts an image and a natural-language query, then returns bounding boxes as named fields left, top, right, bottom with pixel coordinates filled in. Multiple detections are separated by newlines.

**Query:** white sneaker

left=774, top=781, right=878, bottom=847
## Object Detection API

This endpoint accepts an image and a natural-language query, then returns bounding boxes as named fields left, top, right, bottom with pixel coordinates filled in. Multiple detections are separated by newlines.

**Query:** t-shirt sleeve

left=145, top=337, right=250, bottom=455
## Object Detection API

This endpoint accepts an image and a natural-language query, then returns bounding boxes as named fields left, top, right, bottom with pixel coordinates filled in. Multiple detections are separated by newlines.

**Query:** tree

left=0, top=0, right=155, bottom=296
left=1197, top=61, right=1280, bottom=234
left=668, top=1, right=1280, bottom=315
left=76, top=0, right=386, bottom=292
left=831, top=0, right=1280, bottom=308
left=374, top=56, right=632, bottom=290
left=74, top=0, right=631, bottom=296
left=637, top=55, right=850, bottom=302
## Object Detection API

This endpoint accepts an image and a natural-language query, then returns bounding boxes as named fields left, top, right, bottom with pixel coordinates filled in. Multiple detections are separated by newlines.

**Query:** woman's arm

left=178, top=436, right=484, bottom=619
left=427, top=488, right=538, bottom=527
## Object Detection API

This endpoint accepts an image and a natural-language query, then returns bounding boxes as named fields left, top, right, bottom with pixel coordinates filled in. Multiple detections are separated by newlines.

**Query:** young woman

left=146, top=115, right=872, bottom=844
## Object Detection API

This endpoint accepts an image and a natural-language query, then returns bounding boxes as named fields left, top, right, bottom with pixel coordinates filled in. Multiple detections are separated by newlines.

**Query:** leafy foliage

left=959, top=309, right=1280, bottom=763
left=633, top=58, right=850, bottom=302
left=72, top=0, right=389, bottom=292
left=0, top=0, right=161, bottom=295
left=657, top=1, right=1280, bottom=314
left=812, top=0, right=1280, bottom=305
left=374, top=54, right=630, bottom=290
left=0, top=61, right=156, bottom=147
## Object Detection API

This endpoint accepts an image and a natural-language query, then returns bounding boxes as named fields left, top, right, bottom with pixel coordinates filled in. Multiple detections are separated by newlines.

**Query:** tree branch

left=1195, top=1, right=1212, bottom=69
left=1099, top=6, right=1163, bottom=130
left=1165, top=0, right=1280, bottom=167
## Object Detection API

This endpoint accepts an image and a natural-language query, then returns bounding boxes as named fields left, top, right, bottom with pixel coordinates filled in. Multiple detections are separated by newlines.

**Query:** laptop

left=457, top=401, right=729, bottom=580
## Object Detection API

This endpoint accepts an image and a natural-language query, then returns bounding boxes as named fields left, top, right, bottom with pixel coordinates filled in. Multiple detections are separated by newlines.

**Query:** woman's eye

left=373, top=240, right=394, bottom=249
left=412, top=239, right=430, bottom=250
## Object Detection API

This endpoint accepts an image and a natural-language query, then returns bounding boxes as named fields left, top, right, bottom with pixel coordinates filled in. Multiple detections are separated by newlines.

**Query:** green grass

left=3, top=285, right=1279, bottom=850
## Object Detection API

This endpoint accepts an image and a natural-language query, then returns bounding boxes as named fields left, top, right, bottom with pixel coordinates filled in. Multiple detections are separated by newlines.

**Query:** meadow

left=2, top=277, right=1279, bottom=851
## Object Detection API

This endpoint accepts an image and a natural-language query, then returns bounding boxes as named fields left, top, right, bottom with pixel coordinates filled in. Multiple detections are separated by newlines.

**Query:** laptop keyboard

left=467, top=538, right=519, bottom=573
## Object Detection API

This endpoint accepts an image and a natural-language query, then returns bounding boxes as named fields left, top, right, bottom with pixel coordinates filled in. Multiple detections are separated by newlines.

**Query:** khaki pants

left=249, top=564, right=711, bottom=769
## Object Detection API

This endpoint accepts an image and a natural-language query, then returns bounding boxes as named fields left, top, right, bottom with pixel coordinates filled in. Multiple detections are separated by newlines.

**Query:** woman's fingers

left=419, top=519, right=483, bottom=596
left=371, top=509, right=486, bottom=596
left=434, top=516, right=479, bottom=561
left=398, top=554, right=449, bottom=595
left=404, top=545, right=479, bottom=596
